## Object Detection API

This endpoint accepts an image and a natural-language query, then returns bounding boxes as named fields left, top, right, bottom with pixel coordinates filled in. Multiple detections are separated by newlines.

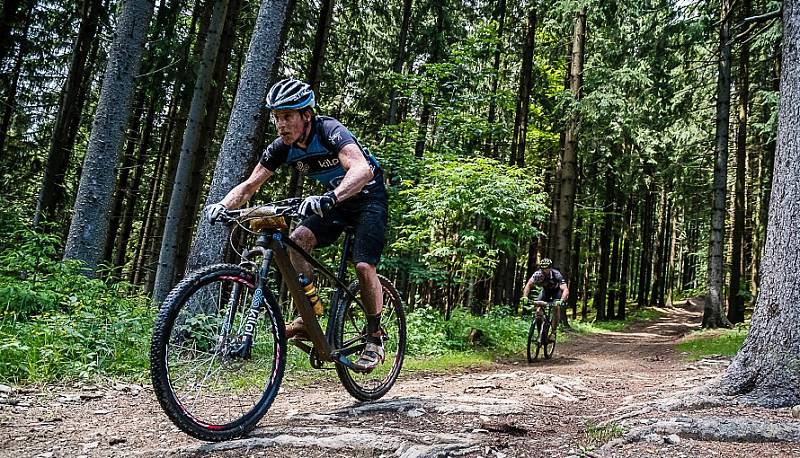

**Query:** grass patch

left=676, top=326, right=748, bottom=360
left=579, top=421, right=625, bottom=450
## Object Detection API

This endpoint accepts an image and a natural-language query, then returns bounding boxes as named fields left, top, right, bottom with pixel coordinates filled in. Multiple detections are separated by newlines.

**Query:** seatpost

left=325, top=229, right=354, bottom=341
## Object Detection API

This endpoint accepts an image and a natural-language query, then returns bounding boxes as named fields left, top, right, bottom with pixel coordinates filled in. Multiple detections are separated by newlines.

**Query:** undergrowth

left=676, top=325, right=748, bottom=360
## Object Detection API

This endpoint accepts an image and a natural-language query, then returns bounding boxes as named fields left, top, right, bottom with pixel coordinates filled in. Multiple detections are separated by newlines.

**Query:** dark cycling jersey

left=259, top=115, right=384, bottom=195
left=530, top=269, right=566, bottom=294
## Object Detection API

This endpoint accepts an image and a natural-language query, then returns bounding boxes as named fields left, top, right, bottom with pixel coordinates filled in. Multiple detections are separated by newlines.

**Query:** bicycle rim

left=150, top=264, right=286, bottom=441
left=334, top=275, right=406, bottom=401
left=527, top=318, right=543, bottom=362
left=543, top=321, right=556, bottom=359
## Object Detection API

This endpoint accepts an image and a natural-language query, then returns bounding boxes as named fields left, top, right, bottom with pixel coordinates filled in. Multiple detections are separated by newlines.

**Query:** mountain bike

left=149, top=198, right=406, bottom=441
left=527, top=300, right=557, bottom=362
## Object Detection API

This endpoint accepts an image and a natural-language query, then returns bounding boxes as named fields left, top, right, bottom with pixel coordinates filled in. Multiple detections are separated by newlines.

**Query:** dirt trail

left=2, top=300, right=799, bottom=457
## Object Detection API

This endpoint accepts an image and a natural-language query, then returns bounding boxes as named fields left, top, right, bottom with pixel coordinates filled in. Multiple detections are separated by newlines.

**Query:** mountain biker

left=521, top=258, right=569, bottom=331
left=203, top=78, right=388, bottom=372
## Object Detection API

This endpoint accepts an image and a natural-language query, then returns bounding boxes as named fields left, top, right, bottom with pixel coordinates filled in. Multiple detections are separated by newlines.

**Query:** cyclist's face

left=271, top=110, right=309, bottom=144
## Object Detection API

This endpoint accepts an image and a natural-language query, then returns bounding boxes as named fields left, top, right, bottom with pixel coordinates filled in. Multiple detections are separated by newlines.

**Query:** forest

left=2, top=0, right=800, bottom=423
left=0, top=0, right=784, bottom=323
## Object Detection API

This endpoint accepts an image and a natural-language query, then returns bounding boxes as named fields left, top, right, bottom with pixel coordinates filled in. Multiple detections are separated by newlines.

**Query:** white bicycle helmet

left=265, top=78, right=315, bottom=110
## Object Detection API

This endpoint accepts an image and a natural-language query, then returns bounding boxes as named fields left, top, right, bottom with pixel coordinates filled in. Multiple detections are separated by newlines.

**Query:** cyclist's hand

left=299, top=191, right=338, bottom=217
left=520, top=297, right=530, bottom=309
left=204, top=202, right=227, bottom=224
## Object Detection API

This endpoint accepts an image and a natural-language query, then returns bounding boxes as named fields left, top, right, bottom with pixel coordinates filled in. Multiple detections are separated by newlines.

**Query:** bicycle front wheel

left=333, top=274, right=406, bottom=401
left=150, top=264, right=286, bottom=441
left=527, top=317, right=544, bottom=362
left=542, top=316, right=557, bottom=359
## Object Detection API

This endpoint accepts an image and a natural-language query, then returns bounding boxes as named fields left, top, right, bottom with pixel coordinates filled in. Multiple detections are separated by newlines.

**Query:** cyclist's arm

left=219, top=163, right=274, bottom=209
left=522, top=277, right=536, bottom=299
left=559, top=282, right=569, bottom=302
left=333, top=143, right=375, bottom=202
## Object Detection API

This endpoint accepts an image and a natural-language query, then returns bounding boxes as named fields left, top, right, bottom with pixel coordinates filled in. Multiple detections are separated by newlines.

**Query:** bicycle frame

left=241, top=226, right=367, bottom=370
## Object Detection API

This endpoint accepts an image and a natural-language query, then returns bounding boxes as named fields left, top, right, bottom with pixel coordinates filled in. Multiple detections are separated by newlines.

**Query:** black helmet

left=265, top=78, right=315, bottom=110
left=538, top=257, right=552, bottom=268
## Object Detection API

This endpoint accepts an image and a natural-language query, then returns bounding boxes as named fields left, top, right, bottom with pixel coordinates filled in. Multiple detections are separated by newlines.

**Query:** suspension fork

left=230, top=248, right=274, bottom=359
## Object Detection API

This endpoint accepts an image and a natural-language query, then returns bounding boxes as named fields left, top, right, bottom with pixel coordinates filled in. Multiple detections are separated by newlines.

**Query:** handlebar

left=216, top=198, right=302, bottom=225
left=533, top=300, right=559, bottom=307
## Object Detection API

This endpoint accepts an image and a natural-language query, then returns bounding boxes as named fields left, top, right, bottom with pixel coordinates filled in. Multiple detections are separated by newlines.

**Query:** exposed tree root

left=171, top=424, right=482, bottom=458
left=604, top=415, right=800, bottom=447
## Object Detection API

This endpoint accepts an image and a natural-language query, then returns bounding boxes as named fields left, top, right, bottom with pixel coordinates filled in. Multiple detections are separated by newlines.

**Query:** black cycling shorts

left=299, top=191, right=388, bottom=266
left=536, top=287, right=563, bottom=302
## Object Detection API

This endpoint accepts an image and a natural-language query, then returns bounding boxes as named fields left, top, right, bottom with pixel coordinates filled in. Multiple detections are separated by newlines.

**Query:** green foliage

left=0, top=202, right=153, bottom=383
left=405, top=307, right=529, bottom=357
left=676, top=326, right=748, bottom=361
left=582, top=421, right=625, bottom=449
left=388, top=152, right=547, bottom=294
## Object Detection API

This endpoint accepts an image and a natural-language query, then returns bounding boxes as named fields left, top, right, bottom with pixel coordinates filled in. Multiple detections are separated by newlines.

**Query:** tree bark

left=0, top=4, right=30, bottom=162
left=720, top=0, right=800, bottom=406
left=705, top=0, right=734, bottom=328
left=63, top=0, right=155, bottom=274
left=553, top=7, right=586, bottom=281
left=387, top=0, right=413, bottom=126
left=186, top=0, right=290, bottom=272
left=34, top=0, right=104, bottom=228
left=510, top=8, right=536, bottom=167
left=617, top=197, right=634, bottom=319
left=727, top=0, right=751, bottom=324
left=153, top=0, right=230, bottom=303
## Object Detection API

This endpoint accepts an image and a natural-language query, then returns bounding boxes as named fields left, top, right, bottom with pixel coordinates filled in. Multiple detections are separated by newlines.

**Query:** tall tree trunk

left=307, top=0, right=334, bottom=94
left=413, top=0, right=446, bottom=159
left=187, top=0, right=290, bottom=272
left=617, top=197, right=634, bottom=319
left=553, top=7, right=586, bottom=281
left=114, top=99, right=156, bottom=272
left=510, top=8, right=536, bottom=167
left=0, top=0, right=24, bottom=64
left=637, top=186, right=654, bottom=308
left=720, top=1, right=800, bottom=405
left=704, top=0, right=734, bottom=328
left=386, top=0, right=413, bottom=126
left=650, top=187, right=667, bottom=306
left=103, top=94, right=145, bottom=266
left=487, top=0, right=506, bottom=159
left=0, top=6, right=30, bottom=161
left=34, top=0, right=103, bottom=228
left=727, top=0, right=751, bottom=324
left=153, top=0, right=231, bottom=303
left=63, top=0, right=155, bottom=274
left=594, top=167, right=614, bottom=320
left=569, top=213, right=582, bottom=319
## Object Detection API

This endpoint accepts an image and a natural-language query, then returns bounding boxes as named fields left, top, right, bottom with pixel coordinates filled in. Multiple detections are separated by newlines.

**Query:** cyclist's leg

left=535, top=289, right=546, bottom=316
left=291, top=213, right=344, bottom=278
left=286, top=214, right=343, bottom=338
left=350, top=194, right=389, bottom=370
left=549, top=289, right=563, bottom=332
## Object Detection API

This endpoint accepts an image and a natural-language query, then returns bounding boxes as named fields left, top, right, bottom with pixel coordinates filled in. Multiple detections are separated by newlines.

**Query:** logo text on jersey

left=318, top=158, right=340, bottom=168
left=296, top=162, right=310, bottom=174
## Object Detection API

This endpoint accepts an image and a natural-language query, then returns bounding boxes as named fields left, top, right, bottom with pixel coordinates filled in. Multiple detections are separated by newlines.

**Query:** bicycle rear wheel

left=333, top=274, right=406, bottom=401
left=527, top=317, right=544, bottom=362
left=150, top=264, right=286, bottom=441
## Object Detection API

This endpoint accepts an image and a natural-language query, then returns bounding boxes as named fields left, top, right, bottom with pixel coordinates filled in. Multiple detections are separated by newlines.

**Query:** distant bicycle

left=149, top=198, right=406, bottom=441
left=527, top=300, right=557, bottom=362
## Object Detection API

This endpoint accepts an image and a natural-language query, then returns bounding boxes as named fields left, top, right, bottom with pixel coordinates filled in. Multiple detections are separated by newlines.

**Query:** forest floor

left=2, top=299, right=800, bottom=458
